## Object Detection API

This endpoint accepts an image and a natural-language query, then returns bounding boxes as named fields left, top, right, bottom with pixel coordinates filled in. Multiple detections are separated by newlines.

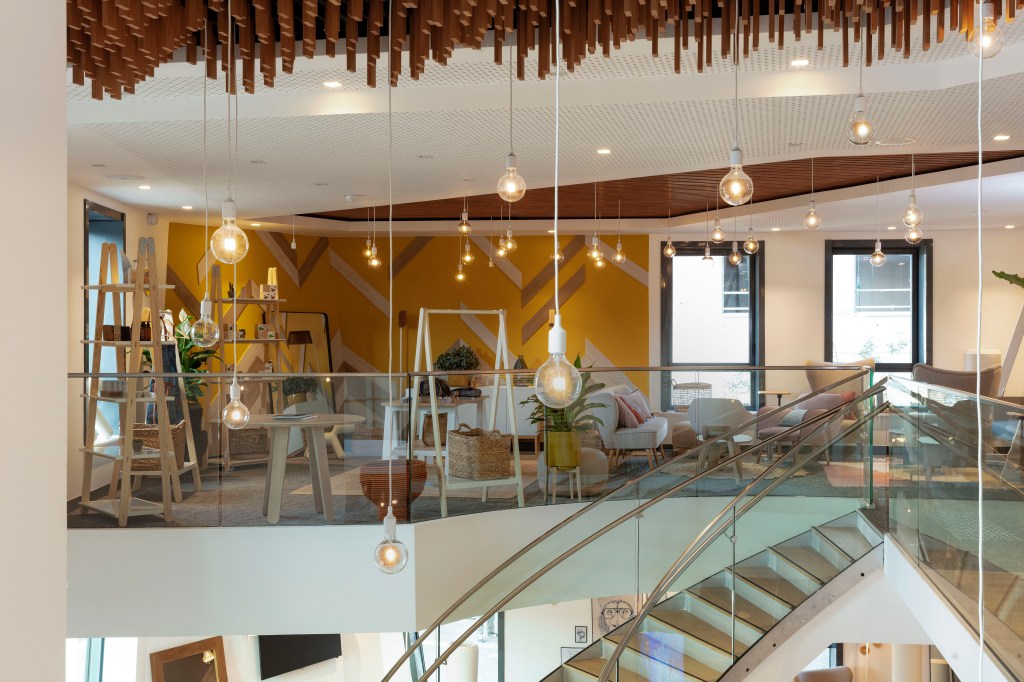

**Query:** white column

left=0, top=2, right=68, bottom=680
left=892, top=644, right=926, bottom=682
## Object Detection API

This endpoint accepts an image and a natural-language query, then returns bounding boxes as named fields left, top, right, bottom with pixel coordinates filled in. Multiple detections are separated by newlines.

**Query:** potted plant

left=521, top=357, right=606, bottom=470
left=174, top=315, right=218, bottom=460
left=435, top=344, right=480, bottom=388
left=282, top=376, right=320, bottom=407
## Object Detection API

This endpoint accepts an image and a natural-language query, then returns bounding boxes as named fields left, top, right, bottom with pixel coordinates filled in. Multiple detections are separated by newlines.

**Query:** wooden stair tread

left=566, top=657, right=648, bottom=681
left=815, top=525, right=873, bottom=559
left=688, top=586, right=780, bottom=631
left=651, top=610, right=750, bottom=656
left=773, top=546, right=845, bottom=582
left=734, top=565, right=813, bottom=607
left=630, top=631, right=723, bottom=681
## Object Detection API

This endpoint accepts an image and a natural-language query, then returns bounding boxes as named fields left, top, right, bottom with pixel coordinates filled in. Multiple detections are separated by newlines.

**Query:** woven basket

left=447, top=423, right=512, bottom=480
left=228, top=427, right=270, bottom=456
left=422, top=413, right=448, bottom=446
left=131, top=421, right=186, bottom=471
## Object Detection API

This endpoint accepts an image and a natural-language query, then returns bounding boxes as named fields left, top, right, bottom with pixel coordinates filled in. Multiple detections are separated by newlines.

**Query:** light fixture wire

left=202, top=29, right=209, bottom=298
left=228, top=0, right=238, bottom=387
left=553, top=8, right=561, bottom=313
left=975, top=3, right=986, bottom=677
left=508, top=41, right=515, bottom=155
left=386, top=12, right=396, bottom=523
left=810, top=157, right=815, bottom=198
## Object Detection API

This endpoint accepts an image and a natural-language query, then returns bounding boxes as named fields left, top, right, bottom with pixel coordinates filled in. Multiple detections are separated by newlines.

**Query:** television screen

left=257, top=635, right=342, bottom=680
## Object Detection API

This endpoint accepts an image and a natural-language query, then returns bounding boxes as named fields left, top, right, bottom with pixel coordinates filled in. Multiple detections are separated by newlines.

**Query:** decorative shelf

left=82, top=283, right=174, bottom=291
left=81, top=339, right=175, bottom=347
left=80, top=498, right=164, bottom=518
left=220, top=338, right=282, bottom=344
left=81, top=393, right=173, bottom=404
left=212, top=297, right=286, bottom=304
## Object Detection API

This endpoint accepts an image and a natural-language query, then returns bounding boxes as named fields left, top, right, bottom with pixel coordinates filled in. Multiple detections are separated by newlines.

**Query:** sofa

left=591, top=385, right=670, bottom=470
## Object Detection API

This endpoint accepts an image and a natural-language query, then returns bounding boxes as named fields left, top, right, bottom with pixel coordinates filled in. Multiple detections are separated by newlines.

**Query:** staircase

left=546, top=512, right=883, bottom=682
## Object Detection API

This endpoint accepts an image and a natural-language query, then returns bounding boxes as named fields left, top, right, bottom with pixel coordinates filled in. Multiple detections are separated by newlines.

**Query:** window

left=661, top=242, right=765, bottom=407
left=66, top=638, right=136, bottom=682
left=825, top=240, right=931, bottom=373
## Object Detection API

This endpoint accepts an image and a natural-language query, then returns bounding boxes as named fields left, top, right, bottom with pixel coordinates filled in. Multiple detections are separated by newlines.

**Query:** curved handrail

left=597, top=393, right=890, bottom=681
left=385, top=377, right=883, bottom=682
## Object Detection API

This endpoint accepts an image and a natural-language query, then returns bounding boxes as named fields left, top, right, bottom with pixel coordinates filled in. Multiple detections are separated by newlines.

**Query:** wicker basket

left=131, top=421, right=186, bottom=471
left=447, top=423, right=512, bottom=480
left=228, top=427, right=270, bottom=456
left=422, top=413, right=448, bottom=446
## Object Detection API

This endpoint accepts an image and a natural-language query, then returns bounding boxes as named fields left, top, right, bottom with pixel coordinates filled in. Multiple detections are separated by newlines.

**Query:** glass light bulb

left=589, top=244, right=602, bottom=260
left=455, top=263, right=465, bottom=282
left=462, top=243, right=475, bottom=264
left=210, top=222, right=249, bottom=264
left=534, top=315, right=582, bottom=408
left=497, top=154, right=526, bottom=202
left=594, top=257, right=606, bottom=269
left=457, top=212, right=472, bottom=235
left=367, top=245, right=381, bottom=269
left=496, top=244, right=507, bottom=258
left=222, top=380, right=250, bottom=430
left=190, top=297, right=220, bottom=348
left=551, top=249, right=564, bottom=263
left=374, top=507, right=409, bottom=574
left=711, top=220, right=726, bottom=243
left=870, top=239, right=886, bottom=267
left=728, top=243, right=743, bottom=266
left=663, top=242, right=676, bottom=258
left=505, top=233, right=518, bottom=253
left=847, top=95, right=875, bottom=146
left=902, top=194, right=923, bottom=228
left=803, top=201, right=821, bottom=230
left=905, top=225, right=923, bottom=244
left=720, top=165, right=754, bottom=206
left=743, top=235, right=759, bottom=254
left=970, top=14, right=1003, bottom=59
left=362, top=239, right=373, bottom=258
left=613, top=245, right=625, bottom=264
left=701, top=246, right=714, bottom=267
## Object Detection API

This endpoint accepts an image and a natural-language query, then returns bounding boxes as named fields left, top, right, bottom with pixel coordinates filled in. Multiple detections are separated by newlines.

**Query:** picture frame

left=222, top=323, right=235, bottom=341
left=592, top=595, right=637, bottom=639
left=236, top=328, right=247, bottom=340
left=150, top=636, right=229, bottom=682
left=574, top=626, right=588, bottom=644
left=560, top=647, right=584, bottom=664
left=257, top=324, right=276, bottom=340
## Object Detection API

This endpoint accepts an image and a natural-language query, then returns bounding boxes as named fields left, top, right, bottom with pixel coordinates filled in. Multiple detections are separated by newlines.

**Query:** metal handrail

left=378, top=370, right=872, bottom=681
left=388, top=380, right=884, bottom=682
left=597, top=393, right=890, bottom=681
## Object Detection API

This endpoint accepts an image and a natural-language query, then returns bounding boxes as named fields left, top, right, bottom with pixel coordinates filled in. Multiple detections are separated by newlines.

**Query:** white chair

left=794, top=667, right=852, bottom=682
left=687, top=398, right=751, bottom=481
left=592, top=385, right=669, bottom=470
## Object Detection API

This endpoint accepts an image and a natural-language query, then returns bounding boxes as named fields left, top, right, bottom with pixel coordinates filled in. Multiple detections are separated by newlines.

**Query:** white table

left=247, top=414, right=354, bottom=525
left=381, top=397, right=487, bottom=461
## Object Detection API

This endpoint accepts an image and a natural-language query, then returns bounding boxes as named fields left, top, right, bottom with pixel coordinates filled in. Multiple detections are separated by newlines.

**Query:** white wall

left=504, top=600, right=594, bottom=682
left=648, top=228, right=1024, bottom=406
left=67, top=182, right=169, bottom=500
left=0, top=3, right=68, bottom=679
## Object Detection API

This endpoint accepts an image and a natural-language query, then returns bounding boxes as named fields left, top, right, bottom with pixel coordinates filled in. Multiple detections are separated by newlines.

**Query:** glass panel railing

left=384, top=372, right=879, bottom=682
left=69, top=365, right=873, bottom=530
left=887, top=377, right=1024, bottom=680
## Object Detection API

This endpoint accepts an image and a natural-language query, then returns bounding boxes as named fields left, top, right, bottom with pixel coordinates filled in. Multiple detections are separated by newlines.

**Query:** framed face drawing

left=592, top=595, right=637, bottom=638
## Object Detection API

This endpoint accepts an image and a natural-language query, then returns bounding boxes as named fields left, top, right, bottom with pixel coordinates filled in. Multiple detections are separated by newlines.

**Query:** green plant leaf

left=993, top=271, right=1024, bottom=289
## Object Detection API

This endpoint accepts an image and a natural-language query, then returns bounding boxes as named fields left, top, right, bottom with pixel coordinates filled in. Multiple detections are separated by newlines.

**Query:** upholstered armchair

left=756, top=392, right=847, bottom=463
left=592, top=385, right=669, bottom=470
left=687, top=398, right=752, bottom=480
left=911, top=362, right=1002, bottom=398
left=793, top=667, right=852, bottom=682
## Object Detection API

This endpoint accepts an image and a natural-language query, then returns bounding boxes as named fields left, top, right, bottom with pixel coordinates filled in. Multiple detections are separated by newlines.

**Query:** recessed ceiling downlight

left=104, top=173, right=144, bottom=181
left=874, top=138, right=917, bottom=147
left=790, top=58, right=810, bottom=67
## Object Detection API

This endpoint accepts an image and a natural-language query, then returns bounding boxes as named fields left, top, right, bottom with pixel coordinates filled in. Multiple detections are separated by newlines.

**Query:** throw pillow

left=614, top=396, right=642, bottom=429
left=624, top=391, right=654, bottom=421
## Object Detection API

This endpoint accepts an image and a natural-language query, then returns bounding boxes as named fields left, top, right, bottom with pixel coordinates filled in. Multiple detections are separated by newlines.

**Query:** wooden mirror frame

left=150, top=636, right=229, bottom=682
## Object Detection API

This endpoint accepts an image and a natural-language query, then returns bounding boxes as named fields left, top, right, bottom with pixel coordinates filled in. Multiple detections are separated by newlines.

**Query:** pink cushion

left=624, top=391, right=654, bottom=421
left=614, top=396, right=642, bottom=428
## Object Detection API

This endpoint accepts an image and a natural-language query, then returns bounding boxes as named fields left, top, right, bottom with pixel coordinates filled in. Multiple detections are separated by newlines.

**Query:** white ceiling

left=67, top=18, right=1024, bottom=230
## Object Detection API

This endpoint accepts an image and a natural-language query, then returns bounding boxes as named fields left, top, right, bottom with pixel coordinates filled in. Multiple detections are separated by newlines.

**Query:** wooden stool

left=359, top=459, right=427, bottom=521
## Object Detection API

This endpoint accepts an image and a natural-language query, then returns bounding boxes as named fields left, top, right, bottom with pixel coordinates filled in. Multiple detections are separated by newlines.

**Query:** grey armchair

left=794, top=667, right=853, bottom=682
left=912, top=362, right=1002, bottom=398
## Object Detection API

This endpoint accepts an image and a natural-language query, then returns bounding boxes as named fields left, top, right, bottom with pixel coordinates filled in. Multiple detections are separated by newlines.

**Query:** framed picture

left=574, top=626, right=588, bottom=644
left=222, top=323, right=235, bottom=340
left=150, top=636, right=229, bottom=682
left=560, top=647, right=584, bottom=664
left=257, top=324, right=276, bottom=340
left=236, top=328, right=247, bottom=340
left=592, top=595, right=637, bottom=639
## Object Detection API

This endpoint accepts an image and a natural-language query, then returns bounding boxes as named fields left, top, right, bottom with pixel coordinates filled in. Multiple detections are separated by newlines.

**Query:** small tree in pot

left=521, top=356, right=606, bottom=470
left=434, top=344, right=480, bottom=387
left=282, top=376, right=320, bottom=407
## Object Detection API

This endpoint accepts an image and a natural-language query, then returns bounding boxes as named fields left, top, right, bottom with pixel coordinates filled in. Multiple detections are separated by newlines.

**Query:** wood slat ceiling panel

left=308, top=151, right=1024, bottom=221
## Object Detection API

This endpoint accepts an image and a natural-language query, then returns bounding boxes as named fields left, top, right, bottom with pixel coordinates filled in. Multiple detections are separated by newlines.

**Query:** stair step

left=772, top=531, right=851, bottom=582
left=686, top=584, right=785, bottom=632
left=566, top=656, right=649, bottom=681
left=733, top=561, right=817, bottom=608
left=814, top=524, right=873, bottom=559
left=650, top=609, right=751, bottom=657
left=607, top=630, right=723, bottom=681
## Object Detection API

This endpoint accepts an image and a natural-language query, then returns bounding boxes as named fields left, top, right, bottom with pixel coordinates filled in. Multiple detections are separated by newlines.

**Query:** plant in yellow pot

left=522, top=359, right=606, bottom=471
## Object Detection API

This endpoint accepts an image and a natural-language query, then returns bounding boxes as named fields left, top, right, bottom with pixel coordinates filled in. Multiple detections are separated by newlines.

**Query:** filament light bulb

left=905, top=225, right=923, bottom=244
left=210, top=200, right=249, bottom=264
left=594, top=257, right=606, bottom=269
left=902, top=192, right=923, bottom=228
left=222, top=379, right=250, bottom=430
left=455, top=262, right=465, bottom=282
left=743, top=235, right=759, bottom=254
left=970, top=5, right=1003, bottom=59
left=497, top=153, right=526, bottom=202
left=869, top=239, right=886, bottom=267
left=190, top=295, right=220, bottom=348
left=701, top=246, right=714, bottom=267
left=804, top=201, right=821, bottom=230
left=504, top=230, right=518, bottom=253
left=462, top=241, right=475, bottom=264
left=719, top=145, right=754, bottom=206
left=728, top=242, right=743, bottom=266
left=847, top=95, right=876, bottom=146
left=362, top=238, right=373, bottom=259
left=374, top=507, right=409, bottom=574
left=711, top=220, right=726, bottom=243
left=551, top=249, right=564, bottom=263
left=663, top=241, right=676, bottom=258
left=367, top=244, right=381, bottom=269
left=613, top=241, right=625, bottom=264
left=457, top=211, right=472, bottom=235
left=534, top=314, right=583, bottom=408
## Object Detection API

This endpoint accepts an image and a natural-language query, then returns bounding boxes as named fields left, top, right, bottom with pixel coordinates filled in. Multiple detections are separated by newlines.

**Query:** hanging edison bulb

left=362, top=237, right=373, bottom=259
left=701, top=245, right=714, bottom=267
left=588, top=234, right=602, bottom=260
left=594, top=257, right=606, bottom=269
left=847, top=95, right=876, bottom=146
left=367, top=244, right=381, bottom=269
left=462, top=240, right=475, bottom=264
left=455, top=262, right=466, bottom=282
left=970, top=3, right=1004, bottom=58
left=496, top=236, right=507, bottom=258
left=663, top=241, right=676, bottom=258
left=551, top=248, right=565, bottom=263
left=720, top=145, right=754, bottom=206
left=743, top=234, right=759, bottom=254
left=613, top=240, right=626, bottom=264
left=711, top=219, right=726, bottom=243
left=728, top=242, right=743, bottom=266
left=190, top=295, right=220, bottom=348
left=374, top=507, right=409, bottom=574
left=222, top=379, right=250, bottom=430
left=905, top=225, right=924, bottom=244
left=210, top=200, right=249, bottom=264
left=497, top=153, right=527, bottom=202
left=504, top=228, right=518, bottom=253
left=869, top=240, right=886, bottom=266
left=804, top=200, right=821, bottom=230
left=534, top=314, right=582, bottom=408
left=902, top=192, right=923, bottom=228
left=456, top=211, right=472, bottom=235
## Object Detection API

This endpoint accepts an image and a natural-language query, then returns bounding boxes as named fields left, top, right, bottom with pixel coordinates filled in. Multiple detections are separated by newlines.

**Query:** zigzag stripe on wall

left=393, top=237, right=433, bottom=277
left=521, top=235, right=586, bottom=307
left=599, top=243, right=648, bottom=286
left=582, top=339, right=639, bottom=395
left=328, top=249, right=389, bottom=316
left=521, top=265, right=586, bottom=345
left=459, top=303, right=499, bottom=356
left=166, top=265, right=200, bottom=316
left=470, top=236, right=523, bottom=289
left=195, top=246, right=216, bottom=286
left=255, top=231, right=300, bottom=285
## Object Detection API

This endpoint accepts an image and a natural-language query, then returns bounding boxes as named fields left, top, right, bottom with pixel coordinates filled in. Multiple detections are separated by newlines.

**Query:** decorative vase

left=546, top=431, right=581, bottom=470
left=286, top=392, right=308, bottom=407
left=513, top=354, right=527, bottom=370
left=447, top=374, right=471, bottom=388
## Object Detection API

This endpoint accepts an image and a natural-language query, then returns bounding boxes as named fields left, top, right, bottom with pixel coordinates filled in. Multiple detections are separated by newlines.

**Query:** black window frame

left=824, top=239, right=932, bottom=374
left=659, top=240, right=766, bottom=408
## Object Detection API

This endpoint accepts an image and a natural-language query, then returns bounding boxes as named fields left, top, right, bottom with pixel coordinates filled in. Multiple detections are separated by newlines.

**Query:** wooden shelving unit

left=79, top=238, right=202, bottom=526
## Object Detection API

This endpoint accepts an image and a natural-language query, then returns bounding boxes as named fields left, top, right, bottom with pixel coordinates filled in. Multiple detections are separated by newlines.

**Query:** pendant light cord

left=975, top=5, right=985, bottom=677
left=858, top=34, right=865, bottom=95
left=732, top=1, right=739, bottom=145
left=508, top=41, right=514, bottom=155
left=810, top=157, right=815, bottom=197
left=911, top=152, right=916, bottom=191
left=226, top=0, right=233, bottom=200
left=553, top=0, right=561, bottom=315
left=203, top=30, right=209, bottom=298
left=227, top=0, right=238, bottom=386
left=386, top=7, right=396, bottom=517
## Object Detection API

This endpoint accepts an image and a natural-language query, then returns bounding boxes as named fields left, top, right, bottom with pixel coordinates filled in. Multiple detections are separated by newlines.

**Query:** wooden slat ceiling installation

left=68, top=0, right=1024, bottom=100
left=308, top=151, right=1024, bottom=221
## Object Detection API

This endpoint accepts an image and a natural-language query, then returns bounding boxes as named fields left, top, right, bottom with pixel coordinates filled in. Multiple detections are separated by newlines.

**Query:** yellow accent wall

left=165, top=222, right=649, bottom=374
